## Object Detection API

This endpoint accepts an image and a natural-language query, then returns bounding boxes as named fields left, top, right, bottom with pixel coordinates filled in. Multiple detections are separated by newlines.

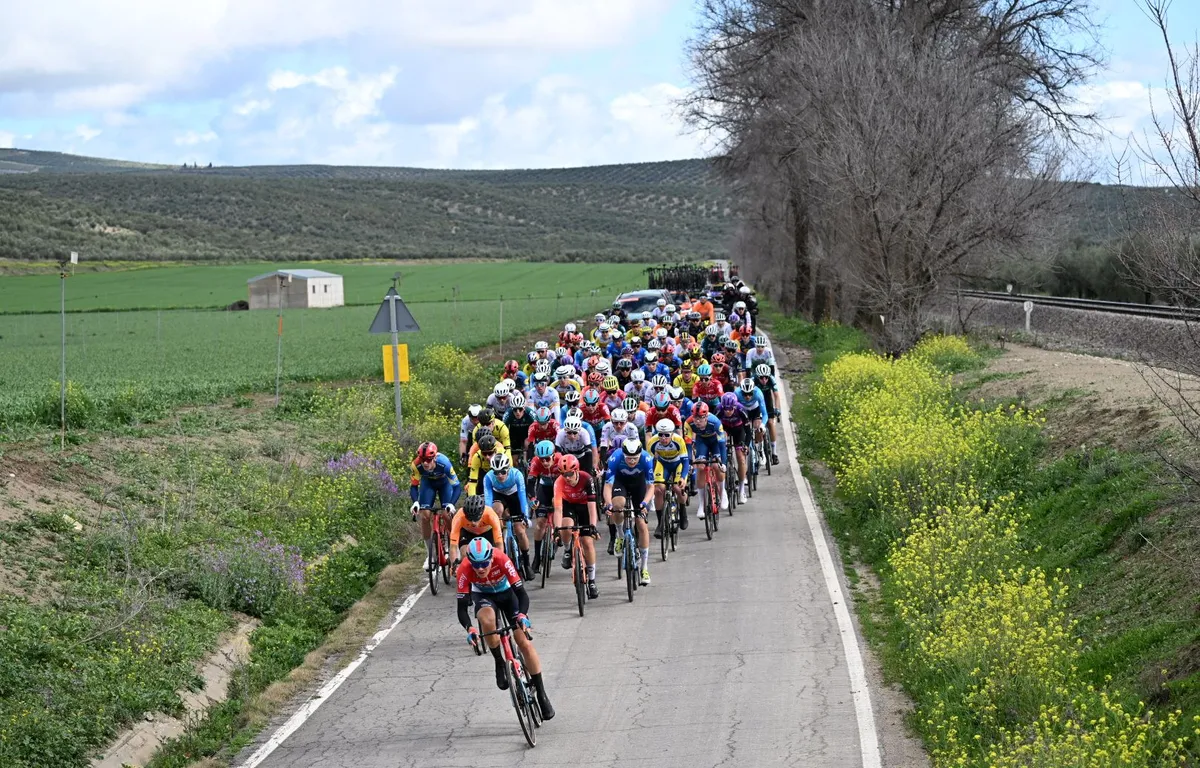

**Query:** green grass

left=0, top=261, right=645, bottom=313
left=0, top=266, right=634, bottom=429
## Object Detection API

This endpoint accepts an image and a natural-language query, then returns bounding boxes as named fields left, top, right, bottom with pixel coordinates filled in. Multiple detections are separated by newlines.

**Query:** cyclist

left=555, top=414, right=598, bottom=477
left=601, top=375, right=625, bottom=411
left=669, top=386, right=693, bottom=421
left=471, top=407, right=511, bottom=453
left=741, top=285, right=759, bottom=329
left=684, top=403, right=729, bottom=512
left=627, top=335, right=645, bottom=366
left=717, top=392, right=751, bottom=504
left=410, top=442, right=463, bottom=559
left=744, top=336, right=777, bottom=377
left=674, top=361, right=699, bottom=399
left=753, top=364, right=783, bottom=464
left=692, top=294, right=715, bottom=322
left=467, top=433, right=508, bottom=495
left=651, top=296, right=668, bottom=321
left=456, top=537, right=555, bottom=719
left=603, top=438, right=657, bottom=586
left=710, top=352, right=736, bottom=392
left=553, top=365, right=581, bottom=400
left=712, top=311, right=733, bottom=340
left=684, top=310, right=706, bottom=340
left=526, top=406, right=559, bottom=464
left=486, top=381, right=512, bottom=413
left=450, top=493, right=503, bottom=564
left=553, top=454, right=599, bottom=599
left=614, top=357, right=635, bottom=390
left=736, top=377, right=768, bottom=445
left=558, top=388, right=582, bottom=423
left=504, top=392, right=534, bottom=468
left=459, top=404, right=484, bottom=463
left=622, top=394, right=649, bottom=438
left=647, top=418, right=690, bottom=533
left=501, top=359, right=527, bottom=392
left=483, top=452, right=532, bottom=578
left=579, top=387, right=611, bottom=437
left=598, top=407, right=639, bottom=554
left=527, top=440, right=559, bottom=575
left=692, top=363, right=724, bottom=411
left=624, top=369, right=653, bottom=402
left=640, top=350, right=671, bottom=383
left=528, top=371, right=560, bottom=411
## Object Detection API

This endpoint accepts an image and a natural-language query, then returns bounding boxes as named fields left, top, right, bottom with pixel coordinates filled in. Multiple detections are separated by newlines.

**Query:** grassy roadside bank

left=767, top=313, right=1199, bottom=765
left=0, top=343, right=492, bottom=767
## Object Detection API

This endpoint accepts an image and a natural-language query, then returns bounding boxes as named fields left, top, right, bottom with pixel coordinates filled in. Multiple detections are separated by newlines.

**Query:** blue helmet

left=535, top=440, right=556, bottom=459
left=652, top=392, right=670, bottom=409
left=697, top=363, right=713, bottom=377
left=467, top=537, right=493, bottom=565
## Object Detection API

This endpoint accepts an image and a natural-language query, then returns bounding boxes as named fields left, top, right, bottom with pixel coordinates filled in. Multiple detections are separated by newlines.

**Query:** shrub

left=910, top=334, right=983, bottom=374
left=191, top=532, right=306, bottom=618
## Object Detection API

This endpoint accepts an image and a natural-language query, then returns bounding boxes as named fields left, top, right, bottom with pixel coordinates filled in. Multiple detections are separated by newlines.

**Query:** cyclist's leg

left=475, top=600, right=499, bottom=649
left=418, top=482, right=435, bottom=540
left=653, top=460, right=667, bottom=511
left=496, top=591, right=541, bottom=675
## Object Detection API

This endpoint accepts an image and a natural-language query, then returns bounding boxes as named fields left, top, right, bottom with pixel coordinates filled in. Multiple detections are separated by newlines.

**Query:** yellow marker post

left=382, top=344, right=410, bottom=383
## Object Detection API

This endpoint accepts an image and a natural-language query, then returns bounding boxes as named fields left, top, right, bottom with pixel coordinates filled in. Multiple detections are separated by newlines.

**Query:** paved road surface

left=239, top=394, right=873, bottom=767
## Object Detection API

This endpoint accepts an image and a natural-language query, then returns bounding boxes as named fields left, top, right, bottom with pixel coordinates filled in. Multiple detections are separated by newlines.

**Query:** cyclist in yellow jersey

left=674, top=364, right=700, bottom=399
left=646, top=418, right=690, bottom=529
left=466, top=435, right=511, bottom=495
left=469, top=409, right=511, bottom=451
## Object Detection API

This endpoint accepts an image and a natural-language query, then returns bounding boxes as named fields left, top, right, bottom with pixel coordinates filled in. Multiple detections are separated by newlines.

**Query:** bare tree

left=686, top=0, right=1099, bottom=347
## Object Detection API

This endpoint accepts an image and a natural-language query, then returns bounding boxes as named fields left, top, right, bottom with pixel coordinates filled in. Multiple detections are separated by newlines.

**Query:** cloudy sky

left=0, top=0, right=1196, bottom=172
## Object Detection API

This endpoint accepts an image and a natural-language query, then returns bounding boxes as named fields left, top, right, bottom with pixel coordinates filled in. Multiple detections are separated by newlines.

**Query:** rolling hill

left=0, top=150, right=731, bottom=262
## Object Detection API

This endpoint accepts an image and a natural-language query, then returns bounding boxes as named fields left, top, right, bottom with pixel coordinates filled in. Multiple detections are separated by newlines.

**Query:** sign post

left=59, top=251, right=77, bottom=448
left=1023, top=300, right=1034, bottom=333
left=369, top=278, right=420, bottom=432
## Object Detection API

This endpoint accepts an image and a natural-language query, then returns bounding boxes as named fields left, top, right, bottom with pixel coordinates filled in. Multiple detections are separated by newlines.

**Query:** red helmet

left=416, top=442, right=438, bottom=462
left=693, top=403, right=710, bottom=420
left=504, top=359, right=519, bottom=375
left=712, top=353, right=726, bottom=365
left=560, top=454, right=580, bottom=473
left=587, top=371, right=604, bottom=386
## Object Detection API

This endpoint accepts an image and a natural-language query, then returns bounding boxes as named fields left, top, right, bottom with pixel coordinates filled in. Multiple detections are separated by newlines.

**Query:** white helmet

left=510, top=392, right=526, bottom=408
left=493, top=382, right=507, bottom=397
left=631, top=370, right=646, bottom=383
left=655, top=418, right=676, bottom=435
left=644, top=351, right=658, bottom=362
left=651, top=374, right=670, bottom=389
left=566, top=407, right=584, bottom=420
left=705, top=325, right=718, bottom=337
left=734, top=301, right=747, bottom=312
left=611, top=408, right=628, bottom=422
left=535, top=361, right=552, bottom=375
left=669, top=386, right=684, bottom=399
left=565, top=322, right=577, bottom=333
left=490, top=452, right=511, bottom=472
left=647, top=339, right=662, bottom=351
left=467, top=404, right=483, bottom=418
left=740, top=285, right=752, bottom=295
left=564, top=389, right=581, bottom=404
left=596, top=360, right=612, bottom=374
left=608, top=314, right=621, bottom=325
left=656, top=327, right=668, bottom=338
left=598, top=322, right=611, bottom=333
left=621, top=438, right=643, bottom=456
left=499, top=379, right=516, bottom=394
left=535, top=340, right=549, bottom=351
left=665, top=304, right=676, bottom=313
left=656, top=298, right=666, bottom=307
left=555, top=346, right=569, bottom=358
left=594, top=313, right=606, bottom=323
left=555, top=365, right=574, bottom=379
left=564, top=415, right=584, bottom=431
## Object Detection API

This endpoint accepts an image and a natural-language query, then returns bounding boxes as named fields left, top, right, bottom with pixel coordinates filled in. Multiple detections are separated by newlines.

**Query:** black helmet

left=480, top=407, right=494, bottom=423
left=478, top=434, right=497, bottom=453
left=463, top=495, right=486, bottom=523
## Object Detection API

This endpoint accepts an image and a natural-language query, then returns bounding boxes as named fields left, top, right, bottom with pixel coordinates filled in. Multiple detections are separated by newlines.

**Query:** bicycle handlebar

left=481, top=625, right=533, bottom=642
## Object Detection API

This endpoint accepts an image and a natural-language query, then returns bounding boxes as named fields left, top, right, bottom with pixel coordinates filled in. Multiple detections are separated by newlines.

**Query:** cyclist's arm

left=449, top=513, right=464, bottom=553
left=552, top=477, right=565, bottom=527
left=409, top=463, right=420, bottom=502
left=482, top=473, right=495, bottom=507
left=515, top=471, right=531, bottom=519
left=679, top=447, right=691, bottom=482
left=494, top=422, right=511, bottom=449
left=457, top=594, right=473, bottom=630
left=511, top=581, right=530, bottom=615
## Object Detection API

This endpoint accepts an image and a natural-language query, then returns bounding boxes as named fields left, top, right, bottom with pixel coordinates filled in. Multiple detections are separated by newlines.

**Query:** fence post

left=499, top=295, right=504, bottom=357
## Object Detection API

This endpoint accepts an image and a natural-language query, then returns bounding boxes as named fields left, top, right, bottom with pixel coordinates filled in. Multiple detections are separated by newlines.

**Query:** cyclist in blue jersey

left=603, top=438, right=657, bottom=586
left=752, top=363, right=783, bottom=464
left=684, top=403, right=729, bottom=512
left=527, top=371, right=560, bottom=411
left=483, top=452, right=532, bottom=579
left=409, top=441, right=462, bottom=555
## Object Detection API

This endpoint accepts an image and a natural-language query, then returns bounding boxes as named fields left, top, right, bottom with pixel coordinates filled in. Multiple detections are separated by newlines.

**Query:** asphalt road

left=238, top=429, right=873, bottom=767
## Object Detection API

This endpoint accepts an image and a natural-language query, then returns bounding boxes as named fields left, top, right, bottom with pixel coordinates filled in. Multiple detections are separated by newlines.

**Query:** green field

left=0, top=261, right=645, bottom=313
left=0, top=262, right=645, bottom=428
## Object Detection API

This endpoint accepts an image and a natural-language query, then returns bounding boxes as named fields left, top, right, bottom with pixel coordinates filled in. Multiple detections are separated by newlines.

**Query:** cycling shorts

left=418, top=478, right=461, bottom=510
left=491, top=490, right=525, bottom=520
left=762, top=398, right=778, bottom=420
left=654, top=459, right=685, bottom=485
left=473, top=588, right=520, bottom=626
left=693, top=435, right=725, bottom=463
left=560, top=500, right=595, bottom=530
left=457, top=529, right=497, bottom=551
left=725, top=424, right=749, bottom=448
left=533, top=481, right=555, bottom=512
left=611, top=476, right=649, bottom=517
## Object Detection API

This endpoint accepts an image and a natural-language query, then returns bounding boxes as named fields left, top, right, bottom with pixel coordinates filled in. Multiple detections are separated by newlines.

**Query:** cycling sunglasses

left=470, top=558, right=492, bottom=570
left=565, top=429, right=580, bottom=435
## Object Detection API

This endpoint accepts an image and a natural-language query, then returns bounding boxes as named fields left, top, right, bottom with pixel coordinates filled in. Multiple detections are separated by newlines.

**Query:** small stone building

left=247, top=269, right=344, bottom=310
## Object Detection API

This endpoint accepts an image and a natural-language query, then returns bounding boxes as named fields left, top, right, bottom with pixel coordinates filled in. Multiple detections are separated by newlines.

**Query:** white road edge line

left=772, top=334, right=883, bottom=768
left=238, top=584, right=429, bottom=768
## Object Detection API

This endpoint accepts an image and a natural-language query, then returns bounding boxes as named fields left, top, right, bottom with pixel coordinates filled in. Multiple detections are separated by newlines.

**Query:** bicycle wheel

left=709, top=480, right=721, bottom=533
left=669, top=500, right=679, bottom=551
left=573, top=549, right=586, bottom=617
left=426, top=537, right=439, bottom=596
left=703, top=483, right=714, bottom=540
left=440, top=530, right=452, bottom=585
left=659, top=505, right=669, bottom=562
left=763, top=434, right=772, bottom=476
left=625, top=542, right=636, bottom=602
left=508, top=659, right=537, bottom=747
left=540, top=535, right=552, bottom=589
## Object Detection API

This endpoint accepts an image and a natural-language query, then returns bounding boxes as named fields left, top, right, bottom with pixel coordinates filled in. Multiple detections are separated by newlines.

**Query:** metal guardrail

left=959, top=290, right=1200, bottom=323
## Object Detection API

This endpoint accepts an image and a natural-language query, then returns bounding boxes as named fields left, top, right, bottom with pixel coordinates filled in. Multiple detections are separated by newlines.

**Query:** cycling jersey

left=736, top=386, right=768, bottom=420
left=483, top=467, right=530, bottom=519
left=528, top=385, right=560, bottom=411
left=600, top=421, right=640, bottom=451
left=504, top=408, right=535, bottom=453
left=712, top=363, right=736, bottom=391
left=745, top=348, right=776, bottom=373
left=603, top=392, right=625, bottom=412
left=554, top=472, right=596, bottom=505
left=459, top=416, right=481, bottom=443
left=485, top=394, right=511, bottom=412
left=604, top=450, right=655, bottom=486
left=528, top=454, right=560, bottom=483
left=526, top=420, right=559, bottom=449
left=410, top=453, right=458, bottom=487
left=579, top=401, right=610, bottom=426
left=553, top=379, right=582, bottom=400
left=455, top=551, right=528, bottom=630
left=471, top=419, right=511, bottom=449
left=555, top=427, right=594, bottom=455
left=641, top=363, right=671, bottom=382
left=450, top=507, right=503, bottom=552
left=623, top=381, right=654, bottom=402
left=684, top=414, right=726, bottom=442
left=692, top=379, right=724, bottom=405
left=645, top=405, right=682, bottom=430
left=717, top=402, right=750, bottom=430
left=674, top=373, right=700, bottom=398
left=605, top=341, right=629, bottom=360
left=467, top=445, right=510, bottom=495
left=409, top=453, right=462, bottom=508
left=646, top=433, right=688, bottom=463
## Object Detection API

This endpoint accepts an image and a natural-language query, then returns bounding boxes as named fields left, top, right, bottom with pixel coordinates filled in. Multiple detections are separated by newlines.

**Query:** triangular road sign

left=369, top=288, right=421, bottom=333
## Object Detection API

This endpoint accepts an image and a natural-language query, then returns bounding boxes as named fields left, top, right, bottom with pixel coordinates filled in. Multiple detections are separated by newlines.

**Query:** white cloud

left=0, top=1, right=670, bottom=117
left=175, top=130, right=218, bottom=146
left=0, top=131, right=14, bottom=148
left=233, top=99, right=271, bottom=116
left=74, top=124, right=100, bottom=141
left=426, top=117, right=481, bottom=164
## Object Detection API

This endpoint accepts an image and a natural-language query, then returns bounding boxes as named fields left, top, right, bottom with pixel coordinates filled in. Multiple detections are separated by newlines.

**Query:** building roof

left=247, top=268, right=342, bottom=283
